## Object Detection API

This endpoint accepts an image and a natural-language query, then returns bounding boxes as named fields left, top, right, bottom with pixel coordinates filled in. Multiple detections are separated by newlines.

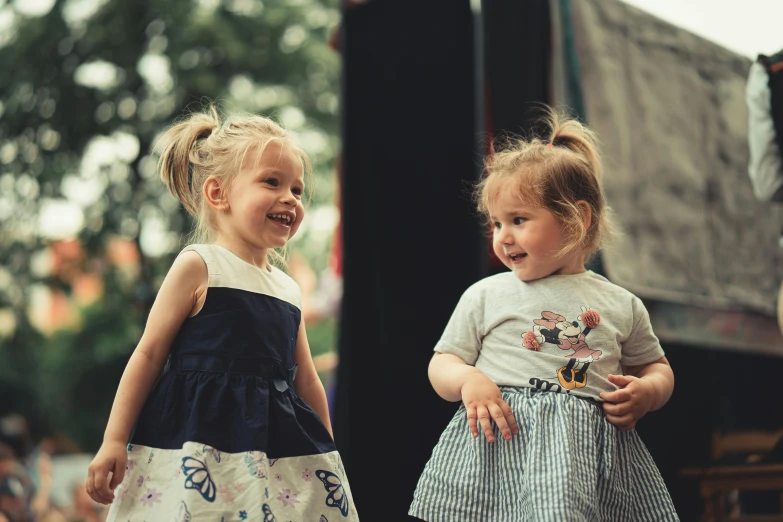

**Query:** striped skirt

left=409, top=387, right=678, bottom=522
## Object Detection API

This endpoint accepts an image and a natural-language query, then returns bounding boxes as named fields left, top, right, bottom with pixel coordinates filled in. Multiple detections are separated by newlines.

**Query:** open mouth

left=509, top=253, right=527, bottom=264
left=267, top=213, right=293, bottom=227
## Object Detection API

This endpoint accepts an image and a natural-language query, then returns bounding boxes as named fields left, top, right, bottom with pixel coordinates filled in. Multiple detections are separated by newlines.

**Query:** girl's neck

left=552, top=253, right=587, bottom=276
left=214, top=236, right=270, bottom=271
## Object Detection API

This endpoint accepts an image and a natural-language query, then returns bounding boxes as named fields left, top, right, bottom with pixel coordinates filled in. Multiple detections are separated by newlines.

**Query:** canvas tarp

left=566, top=0, right=783, bottom=317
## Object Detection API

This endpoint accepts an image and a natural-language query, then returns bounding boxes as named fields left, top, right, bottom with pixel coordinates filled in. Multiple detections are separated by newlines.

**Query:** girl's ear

left=203, top=176, right=228, bottom=211
left=576, top=200, right=592, bottom=231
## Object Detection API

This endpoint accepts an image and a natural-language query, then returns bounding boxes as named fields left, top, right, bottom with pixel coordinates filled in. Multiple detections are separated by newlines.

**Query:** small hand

left=86, top=440, right=128, bottom=505
left=461, top=373, right=519, bottom=442
left=599, top=374, right=654, bottom=431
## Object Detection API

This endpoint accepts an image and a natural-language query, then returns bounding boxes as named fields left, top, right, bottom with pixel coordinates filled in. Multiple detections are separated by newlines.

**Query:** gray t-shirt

left=435, top=271, right=665, bottom=401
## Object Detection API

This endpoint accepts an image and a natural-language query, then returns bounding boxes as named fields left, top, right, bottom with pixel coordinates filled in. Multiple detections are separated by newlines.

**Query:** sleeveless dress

left=107, top=244, right=358, bottom=522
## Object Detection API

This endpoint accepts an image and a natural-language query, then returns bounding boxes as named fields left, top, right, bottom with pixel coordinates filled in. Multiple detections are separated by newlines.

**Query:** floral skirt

left=106, top=441, right=358, bottom=521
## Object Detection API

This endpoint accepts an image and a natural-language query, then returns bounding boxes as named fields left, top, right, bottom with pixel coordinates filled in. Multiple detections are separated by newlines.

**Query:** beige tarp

left=567, top=0, right=783, bottom=316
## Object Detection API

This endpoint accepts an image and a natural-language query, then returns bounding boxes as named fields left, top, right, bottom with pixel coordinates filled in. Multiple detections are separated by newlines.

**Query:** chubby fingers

left=476, top=405, right=496, bottom=442
left=85, top=471, right=97, bottom=503
left=600, top=387, right=631, bottom=404
left=466, top=401, right=520, bottom=443
left=466, top=405, right=480, bottom=438
left=94, top=464, right=115, bottom=504
left=487, top=403, right=512, bottom=441
left=492, top=401, right=520, bottom=441
left=607, top=373, right=634, bottom=387
left=109, top=457, right=127, bottom=491
left=500, top=401, right=520, bottom=437
left=602, top=399, right=635, bottom=417
left=605, top=412, right=637, bottom=432
left=86, top=465, right=113, bottom=505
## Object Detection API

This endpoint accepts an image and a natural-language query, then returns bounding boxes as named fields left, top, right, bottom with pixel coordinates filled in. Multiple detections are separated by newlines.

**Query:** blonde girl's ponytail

left=155, top=108, right=220, bottom=217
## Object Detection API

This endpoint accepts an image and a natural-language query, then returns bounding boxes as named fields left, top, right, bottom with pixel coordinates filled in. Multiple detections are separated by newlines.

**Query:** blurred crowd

left=0, top=415, right=107, bottom=522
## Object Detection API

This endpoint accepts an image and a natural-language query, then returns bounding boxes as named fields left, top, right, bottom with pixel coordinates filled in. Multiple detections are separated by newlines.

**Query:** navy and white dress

left=107, top=244, right=358, bottom=522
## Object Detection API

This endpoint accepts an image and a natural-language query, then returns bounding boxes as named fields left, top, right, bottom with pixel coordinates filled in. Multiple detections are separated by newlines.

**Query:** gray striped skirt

left=409, top=387, right=678, bottom=521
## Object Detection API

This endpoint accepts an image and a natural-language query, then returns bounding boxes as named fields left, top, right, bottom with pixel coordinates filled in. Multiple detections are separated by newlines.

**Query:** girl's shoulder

left=473, top=271, right=518, bottom=287
left=179, top=244, right=302, bottom=309
left=164, top=248, right=210, bottom=290
left=459, top=272, right=520, bottom=302
left=575, top=272, right=642, bottom=303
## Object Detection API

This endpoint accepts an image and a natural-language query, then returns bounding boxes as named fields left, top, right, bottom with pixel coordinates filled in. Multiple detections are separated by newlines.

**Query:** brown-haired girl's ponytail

left=155, top=109, right=220, bottom=216
left=546, top=109, right=602, bottom=180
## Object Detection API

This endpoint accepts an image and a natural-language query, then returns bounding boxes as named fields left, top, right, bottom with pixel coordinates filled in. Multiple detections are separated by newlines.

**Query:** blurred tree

left=0, top=0, right=340, bottom=450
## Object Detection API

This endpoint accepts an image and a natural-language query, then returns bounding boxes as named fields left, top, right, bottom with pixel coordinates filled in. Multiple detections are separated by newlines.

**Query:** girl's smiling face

left=219, top=140, right=305, bottom=251
left=490, top=188, right=586, bottom=282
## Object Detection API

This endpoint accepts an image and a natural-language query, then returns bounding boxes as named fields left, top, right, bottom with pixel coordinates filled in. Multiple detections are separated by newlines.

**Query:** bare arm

left=293, top=318, right=333, bottom=438
left=428, top=352, right=484, bottom=402
left=87, top=251, right=206, bottom=504
left=103, top=251, right=207, bottom=443
left=623, top=356, right=674, bottom=412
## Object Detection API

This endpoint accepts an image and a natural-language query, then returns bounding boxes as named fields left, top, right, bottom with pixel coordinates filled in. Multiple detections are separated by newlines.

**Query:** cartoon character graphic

left=523, top=306, right=601, bottom=390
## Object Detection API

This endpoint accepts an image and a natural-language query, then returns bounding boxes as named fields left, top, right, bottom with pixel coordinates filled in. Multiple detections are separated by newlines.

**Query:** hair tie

left=546, top=143, right=554, bottom=147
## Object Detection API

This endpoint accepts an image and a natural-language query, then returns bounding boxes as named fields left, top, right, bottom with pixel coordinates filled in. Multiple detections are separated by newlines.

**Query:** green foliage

left=0, top=0, right=340, bottom=450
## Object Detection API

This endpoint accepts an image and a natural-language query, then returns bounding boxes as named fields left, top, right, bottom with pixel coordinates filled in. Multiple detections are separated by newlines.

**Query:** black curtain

left=483, top=0, right=551, bottom=139
left=336, top=0, right=551, bottom=519
left=483, top=0, right=553, bottom=276
left=335, top=1, right=480, bottom=519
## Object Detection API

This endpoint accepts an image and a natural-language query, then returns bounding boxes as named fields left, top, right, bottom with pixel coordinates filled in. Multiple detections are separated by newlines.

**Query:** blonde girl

left=85, top=107, right=358, bottom=521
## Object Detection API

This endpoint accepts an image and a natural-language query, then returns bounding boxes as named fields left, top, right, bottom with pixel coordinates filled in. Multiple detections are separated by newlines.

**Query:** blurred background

left=1, top=0, right=783, bottom=521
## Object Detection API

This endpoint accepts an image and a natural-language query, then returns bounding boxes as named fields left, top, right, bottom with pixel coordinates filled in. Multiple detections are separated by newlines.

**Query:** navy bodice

left=130, top=244, right=335, bottom=458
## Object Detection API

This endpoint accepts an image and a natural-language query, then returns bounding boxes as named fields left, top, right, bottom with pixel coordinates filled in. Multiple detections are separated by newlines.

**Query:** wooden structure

left=682, top=430, right=783, bottom=521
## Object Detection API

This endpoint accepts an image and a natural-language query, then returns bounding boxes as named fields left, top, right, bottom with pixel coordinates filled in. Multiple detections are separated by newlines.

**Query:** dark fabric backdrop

left=335, top=1, right=551, bottom=519
left=335, top=1, right=480, bottom=519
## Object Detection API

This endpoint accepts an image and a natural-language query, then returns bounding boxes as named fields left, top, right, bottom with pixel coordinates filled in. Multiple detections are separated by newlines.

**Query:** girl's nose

left=280, top=191, right=297, bottom=205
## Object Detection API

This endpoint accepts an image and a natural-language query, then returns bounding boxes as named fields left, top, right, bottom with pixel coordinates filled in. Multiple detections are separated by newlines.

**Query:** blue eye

left=263, top=178, right=278, bottom=186
left=493, top=222, right=501, bottom=229
left=513, top=217, right=526, bottom=225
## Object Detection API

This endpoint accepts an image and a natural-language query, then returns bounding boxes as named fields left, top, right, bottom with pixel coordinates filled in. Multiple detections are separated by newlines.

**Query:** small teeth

left=269, top=213, right=292, bottom=224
